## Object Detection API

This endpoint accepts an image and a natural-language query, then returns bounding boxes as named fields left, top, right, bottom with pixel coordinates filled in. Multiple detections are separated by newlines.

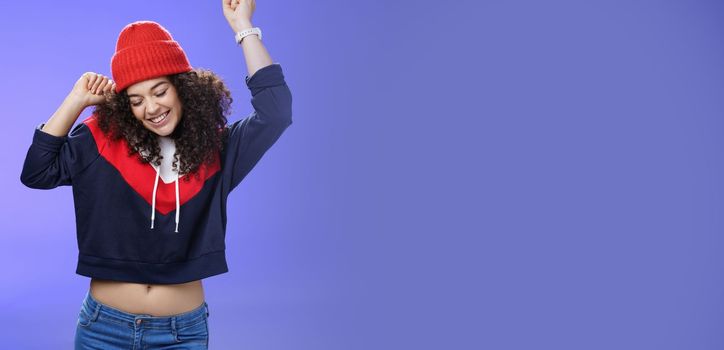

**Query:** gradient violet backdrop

left=1, top=0, right=724, bottom=349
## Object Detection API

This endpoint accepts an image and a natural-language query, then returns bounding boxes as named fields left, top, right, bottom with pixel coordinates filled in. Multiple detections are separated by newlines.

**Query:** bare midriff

left=89, top=278, right=205, bottom=317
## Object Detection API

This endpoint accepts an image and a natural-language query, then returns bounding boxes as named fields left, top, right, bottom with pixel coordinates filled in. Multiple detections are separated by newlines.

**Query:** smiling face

left=126, top=76, right=183, bottom=136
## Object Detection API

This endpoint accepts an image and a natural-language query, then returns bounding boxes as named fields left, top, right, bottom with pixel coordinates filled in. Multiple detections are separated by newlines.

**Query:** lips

left=147, top=111, right=169, bottom=125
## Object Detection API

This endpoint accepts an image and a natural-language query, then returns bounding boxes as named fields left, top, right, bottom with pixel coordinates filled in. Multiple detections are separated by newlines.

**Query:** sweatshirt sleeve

left=20, top=121, right=100, bottom=189
left=223, top=63, right=293, bottom=192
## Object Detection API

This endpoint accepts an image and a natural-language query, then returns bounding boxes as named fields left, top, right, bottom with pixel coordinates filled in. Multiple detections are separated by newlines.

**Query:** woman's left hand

left=222, top=0, right=256, bottom=32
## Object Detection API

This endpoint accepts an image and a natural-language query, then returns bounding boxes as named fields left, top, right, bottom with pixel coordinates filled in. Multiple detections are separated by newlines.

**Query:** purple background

left=2, top=0, right=724, bottom=349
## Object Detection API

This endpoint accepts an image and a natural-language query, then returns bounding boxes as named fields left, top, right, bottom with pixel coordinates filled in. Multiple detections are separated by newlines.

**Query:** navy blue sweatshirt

left=20, top=63, right=292, bottom=284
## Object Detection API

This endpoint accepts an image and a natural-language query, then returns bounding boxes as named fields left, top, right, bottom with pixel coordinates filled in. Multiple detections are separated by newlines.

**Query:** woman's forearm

left=233, top=20, right=274, bottom=78
left=40, top=72, right=112, bottom=137
left=41, top=94, right=86, bottom=137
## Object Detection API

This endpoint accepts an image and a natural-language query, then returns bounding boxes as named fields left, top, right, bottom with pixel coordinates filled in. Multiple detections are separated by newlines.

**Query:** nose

left=146, top=100, right=161, bottom=116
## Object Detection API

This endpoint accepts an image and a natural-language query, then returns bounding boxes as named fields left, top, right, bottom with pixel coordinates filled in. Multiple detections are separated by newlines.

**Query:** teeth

left=150, top=111, right=168, bottom=123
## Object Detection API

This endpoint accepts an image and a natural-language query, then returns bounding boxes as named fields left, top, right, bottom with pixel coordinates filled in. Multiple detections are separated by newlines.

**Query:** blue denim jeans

left=74, top=290, right=210, bottom=349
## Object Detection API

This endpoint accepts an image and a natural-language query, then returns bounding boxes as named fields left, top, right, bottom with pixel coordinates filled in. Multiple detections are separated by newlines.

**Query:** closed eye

left=130, top=90, right=167, bottom=107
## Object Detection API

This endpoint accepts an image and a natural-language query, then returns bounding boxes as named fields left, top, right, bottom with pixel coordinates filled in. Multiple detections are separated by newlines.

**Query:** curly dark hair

left=92, top=68, right=232, bottom=182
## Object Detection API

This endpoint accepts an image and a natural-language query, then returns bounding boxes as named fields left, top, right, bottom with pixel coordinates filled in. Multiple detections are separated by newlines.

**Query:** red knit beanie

left=111, top=21, right=192, bottom=93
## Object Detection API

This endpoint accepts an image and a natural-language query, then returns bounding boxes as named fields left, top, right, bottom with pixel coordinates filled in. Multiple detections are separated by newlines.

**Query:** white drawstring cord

left=149, top=151, right=181, bottom=233
left=151, top=167, right=160, bottom=229
left=175, top=168, right=180, bottom=233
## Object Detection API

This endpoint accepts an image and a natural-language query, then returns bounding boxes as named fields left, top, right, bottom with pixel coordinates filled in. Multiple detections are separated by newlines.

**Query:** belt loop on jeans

left=83, top=291, right=101, bottom=322
left=90, top=300, right=101, bottom=322
left=205, top=303, right=209, bottom=318
left=171, top=316, right=177, bottom=337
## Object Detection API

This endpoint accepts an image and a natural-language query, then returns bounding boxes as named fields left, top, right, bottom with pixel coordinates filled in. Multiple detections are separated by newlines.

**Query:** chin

left=152, top=129, right=175, bottom=137
left=145, top=121, right=178, bottom=137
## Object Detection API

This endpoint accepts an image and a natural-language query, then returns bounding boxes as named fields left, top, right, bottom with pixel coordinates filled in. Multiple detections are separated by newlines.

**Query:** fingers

left=90, top=75, right=105, bottom=94
left=102, top=79, right=115, bottom=94
left=85, top=72, right=98, bottom=90
left=81, top=72, right=115, bottom=95
left=224, top=0, right=243, bottom=11
left=94, top=77, right=113, bottom=95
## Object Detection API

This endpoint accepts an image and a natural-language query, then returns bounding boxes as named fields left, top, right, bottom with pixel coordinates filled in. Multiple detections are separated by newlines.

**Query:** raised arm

left=41, top=73, right=115, bottom=137
left=220, top=0, right=293, bottom=192
left=222, top=0, right=273, bottom=76
left=20, top=73, right=114, bottom=189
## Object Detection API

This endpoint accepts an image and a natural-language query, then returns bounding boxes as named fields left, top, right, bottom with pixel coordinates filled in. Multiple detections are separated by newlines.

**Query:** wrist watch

left=235, top=27, right=262, bottom=45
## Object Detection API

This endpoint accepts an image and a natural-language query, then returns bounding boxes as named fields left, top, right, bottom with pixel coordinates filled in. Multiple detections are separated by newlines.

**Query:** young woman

left=20, top=1, right=292, bottom=348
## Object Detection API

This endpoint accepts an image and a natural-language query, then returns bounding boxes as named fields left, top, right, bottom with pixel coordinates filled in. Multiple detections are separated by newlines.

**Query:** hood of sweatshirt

left=140, top=136, right=183, bottom=232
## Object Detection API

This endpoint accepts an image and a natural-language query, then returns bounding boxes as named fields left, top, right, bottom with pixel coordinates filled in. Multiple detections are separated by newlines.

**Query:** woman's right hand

left=69, top=72, right=116, bottom=108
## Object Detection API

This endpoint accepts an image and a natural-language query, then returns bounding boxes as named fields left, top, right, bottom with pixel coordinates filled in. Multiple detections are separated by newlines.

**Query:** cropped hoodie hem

left=76, top=251, right=228, bottom=284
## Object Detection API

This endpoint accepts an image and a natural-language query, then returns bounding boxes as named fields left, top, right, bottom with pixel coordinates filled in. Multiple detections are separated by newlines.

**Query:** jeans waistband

left=81, top=290, right=209, bottom=329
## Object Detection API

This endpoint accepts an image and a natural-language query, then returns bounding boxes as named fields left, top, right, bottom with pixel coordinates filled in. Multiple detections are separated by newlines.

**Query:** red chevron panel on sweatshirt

left=84, top=115, right=221, bottom=215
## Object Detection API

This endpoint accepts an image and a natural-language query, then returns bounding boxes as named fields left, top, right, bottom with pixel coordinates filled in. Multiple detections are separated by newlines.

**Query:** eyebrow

left=127, top=82, right=169, bottom=98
